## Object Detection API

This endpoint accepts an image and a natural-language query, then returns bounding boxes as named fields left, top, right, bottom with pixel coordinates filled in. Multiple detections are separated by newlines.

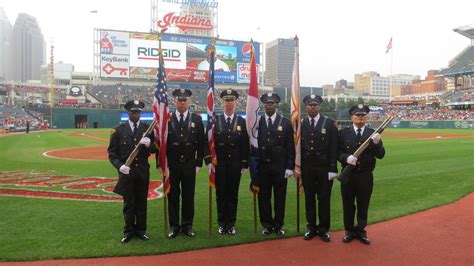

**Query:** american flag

left=207, top=44, right=217, bottom=188
left=386, top=37, right=392, bottom=54
left=153, top=43, right=170, bottom=195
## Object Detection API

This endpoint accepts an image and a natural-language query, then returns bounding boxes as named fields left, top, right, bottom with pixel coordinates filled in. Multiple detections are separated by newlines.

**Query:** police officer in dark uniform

left=257, top=92, right=295, bottom=236
left=214, top=89, right=249, bottom=235
left=108, top=100, right=156, bottom=243
left=338, top=104, right=385, bottom=245
left=167, top=89, right=210, bottom=239
left=301, top=94, right=338, bottom=242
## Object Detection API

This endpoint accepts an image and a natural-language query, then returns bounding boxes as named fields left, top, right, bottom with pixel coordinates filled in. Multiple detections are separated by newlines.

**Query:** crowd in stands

left=0, top=106, right=44, bottom=131
left=368, top=105, right=473, bottom=121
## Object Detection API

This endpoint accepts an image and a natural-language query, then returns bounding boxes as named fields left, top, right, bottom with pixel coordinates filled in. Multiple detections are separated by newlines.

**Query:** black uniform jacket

left=257, top=114, right=295, bottom=170
left=214, top=114, right=250, bottom=168
left=301, top=116, right=338, bottom=173
left=338, top=126, right=385, bottom=173
left=108, top=121, right=156, bottom=170
left=167, top=112, right=210, bottom=168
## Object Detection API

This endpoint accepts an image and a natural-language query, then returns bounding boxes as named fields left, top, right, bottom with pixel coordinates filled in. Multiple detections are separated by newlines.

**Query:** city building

left=40, top=62, right=74, bottom=86
left=0, top=8, right=13, bottom=81
left=354, top=71, right=417, bottom=96
left=13, top=13, right=45, bottom=82
left=265, top=38, right=295, bottom=88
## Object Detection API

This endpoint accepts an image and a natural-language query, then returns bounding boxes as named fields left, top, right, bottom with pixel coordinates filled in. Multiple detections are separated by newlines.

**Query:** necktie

left=226, top=117, right=231, bottom=127
left=310, top=118, right=315, bottom=128
left=356, top=128, right=362, bottom=140
left=267, top=117, right=272, bottom=128
left=179, top=113, right=184, bottom=126
left=133, top=122, right=138, bottom=138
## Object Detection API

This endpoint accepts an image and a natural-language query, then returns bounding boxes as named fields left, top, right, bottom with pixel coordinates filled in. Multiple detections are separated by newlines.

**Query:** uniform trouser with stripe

left=215, top=160, right=242, bottom=229
left=341, top=171, right=373, bottom=235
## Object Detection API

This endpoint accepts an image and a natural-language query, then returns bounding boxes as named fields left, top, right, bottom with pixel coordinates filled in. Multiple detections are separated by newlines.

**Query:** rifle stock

left=337, top=116, right=394, bottom=184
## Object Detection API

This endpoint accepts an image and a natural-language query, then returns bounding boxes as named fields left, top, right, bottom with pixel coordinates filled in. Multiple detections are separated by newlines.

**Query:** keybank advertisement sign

left=98, top=29, right=260, bottom=83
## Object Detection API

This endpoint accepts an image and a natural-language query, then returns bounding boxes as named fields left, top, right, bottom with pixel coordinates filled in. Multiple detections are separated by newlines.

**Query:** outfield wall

left=49, top=108, right=474, bottom=129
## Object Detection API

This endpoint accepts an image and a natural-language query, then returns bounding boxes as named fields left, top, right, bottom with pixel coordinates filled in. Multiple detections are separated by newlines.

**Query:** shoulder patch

left=111, top=128, right=116, bottom=134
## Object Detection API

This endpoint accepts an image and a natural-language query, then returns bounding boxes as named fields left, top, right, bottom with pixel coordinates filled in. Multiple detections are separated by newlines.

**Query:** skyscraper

left=265, top=38, right=295, bottom=88
left=13, top=13, right=45, bottom=82
left=0, top=8, right=13, bottom=81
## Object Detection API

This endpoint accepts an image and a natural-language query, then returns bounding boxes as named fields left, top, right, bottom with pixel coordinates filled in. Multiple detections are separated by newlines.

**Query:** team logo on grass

left=0, top=171, right=163, bottom=201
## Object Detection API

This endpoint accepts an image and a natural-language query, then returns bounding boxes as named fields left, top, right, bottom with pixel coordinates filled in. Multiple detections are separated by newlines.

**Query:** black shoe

left=183, top=230, right=195, bottom=237
left=262, top=228, right=272, bottom=236
left=275, top=228, right=285, bottom=236
left=342, top=232, right=355, bottom=243
left=320, top=232, right=331, bottom=242
left=167, top=231, right=178, bottom=239
left=121, top=235, right=133, bottom=243
left=303, top=230, right=316, bottom=240
left=218, top=226, right=226, bottom=235
left=137, top=234, right=149, bottom=241
left=227, top=226, right=236, bottom=236
left=359, top=235, right=371, bottom=245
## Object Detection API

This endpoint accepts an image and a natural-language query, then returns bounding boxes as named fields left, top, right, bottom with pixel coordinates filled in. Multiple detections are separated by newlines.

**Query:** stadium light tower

left=453, top=24, right=474, bottom=45
left=150, top=0, right=159, bottom=32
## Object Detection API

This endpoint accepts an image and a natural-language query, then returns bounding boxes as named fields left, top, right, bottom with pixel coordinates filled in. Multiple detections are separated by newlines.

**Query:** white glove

left=328, top=172, right=338, bottom=181
left=119, top=165, right=130, bottom=175
left=207, top=164, right=214, bottom=174
left=196, top=167, right=201, bottom=173
left=284, top=169, right=294, bottom=178
left=346, top=155, right=358, bottom=166
left=371, top=133, right=381, bottom=144
left=241, top=168, right=247, bottom=175
left=139, top=137, right=151, bottom=147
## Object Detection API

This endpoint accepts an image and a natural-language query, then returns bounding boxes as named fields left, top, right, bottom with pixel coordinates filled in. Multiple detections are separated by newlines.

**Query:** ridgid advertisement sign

left=98, top=29, right=260, bottom=83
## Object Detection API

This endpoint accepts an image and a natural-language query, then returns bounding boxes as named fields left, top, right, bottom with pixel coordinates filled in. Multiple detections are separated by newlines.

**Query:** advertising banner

left=98, top=29, right=260, bottom=83
left=100, top=54, right=130, bottom=78
left=100, top=30, right=130, bottom=55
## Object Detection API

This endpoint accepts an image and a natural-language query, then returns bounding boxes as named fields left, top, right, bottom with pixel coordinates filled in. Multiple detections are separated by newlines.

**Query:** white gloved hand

left=284, top=169, right=294, bottom=178
left=139, top=137, right=151, bottom=147
left=371, top=133, right=381, bottom=144
left=346, top=155, right=358, bottom=166
left=328, top=172, right=338, bottom=181
left=119, top=165, right=130, bottom=175
left=207, top=164, right=213, bottom=174
left=196, top=167, right=201, bottom=174
left=241, top=168, right=247, bottom=175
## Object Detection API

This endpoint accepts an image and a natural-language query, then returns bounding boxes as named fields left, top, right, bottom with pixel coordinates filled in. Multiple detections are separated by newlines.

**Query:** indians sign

left=157, top=12, right=213, bottom=32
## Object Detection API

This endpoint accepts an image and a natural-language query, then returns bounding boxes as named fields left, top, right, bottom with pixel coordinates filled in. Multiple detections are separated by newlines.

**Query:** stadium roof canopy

left=440, top=46, right=474, bottom=77
left=453, top=24, right=474, bottom=39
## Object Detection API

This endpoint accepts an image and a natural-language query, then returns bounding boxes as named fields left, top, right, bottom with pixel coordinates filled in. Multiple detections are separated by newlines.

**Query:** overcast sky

left=2, top=0, right=473, bottom=86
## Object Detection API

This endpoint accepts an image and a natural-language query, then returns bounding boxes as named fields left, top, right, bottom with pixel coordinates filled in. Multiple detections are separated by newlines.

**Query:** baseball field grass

left=0, top=128, right=473, bottom=261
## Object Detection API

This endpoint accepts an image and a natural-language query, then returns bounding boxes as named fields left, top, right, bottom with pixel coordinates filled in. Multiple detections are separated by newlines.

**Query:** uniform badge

left=180, top=88, right=185, bottom=93
left=227, top=89, right=232, bottom=94
left=237, top=125, right=241, bottom=131
left=267, top=92, right=272, bottom=97
left=191, top=122, right=195, bottom=128
left=278, top=126, right=283, bottom=131
left=134, top=100, right=139, bottom=105
left=358, top=104, right=363, bottom=108
left=310, top=95, right=315, bottom=99
left=321, top=128, right=326, bottom=134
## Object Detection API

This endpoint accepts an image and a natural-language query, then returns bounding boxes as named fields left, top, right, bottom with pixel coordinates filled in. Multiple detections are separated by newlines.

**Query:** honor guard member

left=167, top=88, right=211, bottom=239
left=107, top=100, right=156, bottom=243
left=214, top=89, right=249, bottom=235
left=301, top=95, right=338, bottom=242
left=257, top=92, right=295, bottom=236
left=338, top=104, right=385, bottom=245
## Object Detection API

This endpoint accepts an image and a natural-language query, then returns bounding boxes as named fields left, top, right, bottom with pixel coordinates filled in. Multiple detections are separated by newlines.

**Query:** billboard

left=98, top=29, right=260, bottom=84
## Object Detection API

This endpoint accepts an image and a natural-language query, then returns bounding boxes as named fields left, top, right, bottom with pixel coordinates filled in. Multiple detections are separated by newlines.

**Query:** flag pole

left=156, top=28, right=169, bottom=238
left=292, top=35, right=301, bottom=233
left=208, top=37, right=218, bottom=237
